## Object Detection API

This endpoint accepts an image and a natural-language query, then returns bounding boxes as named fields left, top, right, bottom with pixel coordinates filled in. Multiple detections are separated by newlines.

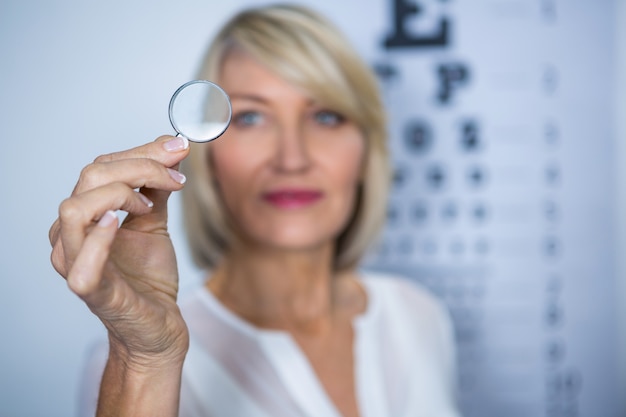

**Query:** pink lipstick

left=262, top=189, right=323, bottom=209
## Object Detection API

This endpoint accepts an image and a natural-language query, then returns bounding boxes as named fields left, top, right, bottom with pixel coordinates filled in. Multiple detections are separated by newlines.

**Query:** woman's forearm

left=96, top=348, right=185, bottom=417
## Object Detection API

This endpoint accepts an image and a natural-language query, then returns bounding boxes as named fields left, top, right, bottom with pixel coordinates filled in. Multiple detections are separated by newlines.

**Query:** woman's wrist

left=108, top=339, right=187, bottom=375
left=106, top=332, right=189, bottom=373
left=104, top=309, right=190, bottom=372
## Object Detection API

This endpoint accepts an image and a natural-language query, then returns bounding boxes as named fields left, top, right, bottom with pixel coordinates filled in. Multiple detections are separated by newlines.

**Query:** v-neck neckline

left=198, top=274, right=378, bottom=339
left=196, top=275, right=385, bottom=417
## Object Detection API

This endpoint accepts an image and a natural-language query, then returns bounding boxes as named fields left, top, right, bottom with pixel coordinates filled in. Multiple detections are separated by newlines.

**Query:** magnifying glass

left=168, top=80, right=232, bottom=142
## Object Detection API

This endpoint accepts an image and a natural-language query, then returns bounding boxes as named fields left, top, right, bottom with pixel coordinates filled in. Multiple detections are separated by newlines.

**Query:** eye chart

left=354, top=1, right=623, bottom=416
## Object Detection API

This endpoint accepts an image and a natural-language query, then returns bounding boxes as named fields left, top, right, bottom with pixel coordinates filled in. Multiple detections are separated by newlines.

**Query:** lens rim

left=168, top=80, right=232, bottom=143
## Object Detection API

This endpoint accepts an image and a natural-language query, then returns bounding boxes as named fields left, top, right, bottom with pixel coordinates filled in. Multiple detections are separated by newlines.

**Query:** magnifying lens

left=168, top=80, right=232, bottom=142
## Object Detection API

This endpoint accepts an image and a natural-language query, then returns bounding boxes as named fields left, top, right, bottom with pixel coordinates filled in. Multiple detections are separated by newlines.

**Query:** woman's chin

left=243, top=230, right=335, bottom=256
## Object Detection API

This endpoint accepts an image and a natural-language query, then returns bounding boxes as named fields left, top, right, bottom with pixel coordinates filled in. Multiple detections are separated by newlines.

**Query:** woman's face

left=210, top=51, right=365, bottom=254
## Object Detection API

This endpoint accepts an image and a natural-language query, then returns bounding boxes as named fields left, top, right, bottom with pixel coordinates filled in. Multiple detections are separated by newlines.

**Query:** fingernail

left=168, top=168, right=187, bottom=184
left=163, top=136, right=189, bottom=152
left=97, top=210, right=117, bottom=228
left=137, top=192, right=154, bottom=208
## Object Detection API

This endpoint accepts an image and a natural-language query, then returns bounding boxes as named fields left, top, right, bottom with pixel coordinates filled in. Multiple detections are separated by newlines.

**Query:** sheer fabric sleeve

left=396, top=277, right=460, bottom=416
left=363, top=274, right=461, bottom=417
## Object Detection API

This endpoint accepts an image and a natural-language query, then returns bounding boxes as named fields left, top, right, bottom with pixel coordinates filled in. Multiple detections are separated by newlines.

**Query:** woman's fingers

left=51, top=135, right=189, bottom=279
left=49, top=218, right=68, bottom=277
left=57, top=183, right=156, bottom=273
left=71, top=135, right=189, bottom=196
left=94, top=135, right=188, bottom=164
left=65, top=211, right=143, bottom=330
left=74, top=157, right=188, bottom=197
left=66, top=210, right=119, bottom=298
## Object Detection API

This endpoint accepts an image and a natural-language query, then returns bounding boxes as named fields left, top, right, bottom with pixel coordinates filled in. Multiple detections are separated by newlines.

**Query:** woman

left=49, top=4, right=459, bottom=417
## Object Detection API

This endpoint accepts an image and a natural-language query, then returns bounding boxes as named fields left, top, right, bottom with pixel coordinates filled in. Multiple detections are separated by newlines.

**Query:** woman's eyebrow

left=228, top=93, right=268, bottom=103
left=229, top=94, right=316, bottom=106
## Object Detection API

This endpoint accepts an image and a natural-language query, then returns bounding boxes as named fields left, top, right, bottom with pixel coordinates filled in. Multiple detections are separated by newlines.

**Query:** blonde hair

left=181, top=4, right=390, bottom=271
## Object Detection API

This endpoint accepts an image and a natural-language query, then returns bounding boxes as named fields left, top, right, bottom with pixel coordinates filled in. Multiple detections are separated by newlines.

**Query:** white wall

left=616, top=0, right=626, bottom=414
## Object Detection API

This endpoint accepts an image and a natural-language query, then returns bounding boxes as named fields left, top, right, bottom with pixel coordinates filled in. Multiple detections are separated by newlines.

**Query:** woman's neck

left=206, top=242, right=364, bottom=333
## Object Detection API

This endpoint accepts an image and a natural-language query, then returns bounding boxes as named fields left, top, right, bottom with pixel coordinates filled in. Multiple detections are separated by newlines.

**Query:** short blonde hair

left=181, top=4, right=390, bottom=271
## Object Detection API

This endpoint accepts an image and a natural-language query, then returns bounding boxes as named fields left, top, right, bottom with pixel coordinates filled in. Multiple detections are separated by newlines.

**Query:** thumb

left=123, top=148, right=188, bottom=232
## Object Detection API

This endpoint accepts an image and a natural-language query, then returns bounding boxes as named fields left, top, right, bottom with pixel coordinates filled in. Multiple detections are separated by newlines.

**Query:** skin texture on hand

left=49, top=136, right=192, bottom=416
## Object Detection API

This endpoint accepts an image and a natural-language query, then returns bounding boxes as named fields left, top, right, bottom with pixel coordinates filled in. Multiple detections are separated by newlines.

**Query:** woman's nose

left=271, top=124, right=311, bottom=173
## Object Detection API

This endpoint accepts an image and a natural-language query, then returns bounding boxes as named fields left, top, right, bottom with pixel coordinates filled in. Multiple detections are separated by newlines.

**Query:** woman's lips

left=262, top=189, right=323, bottom=209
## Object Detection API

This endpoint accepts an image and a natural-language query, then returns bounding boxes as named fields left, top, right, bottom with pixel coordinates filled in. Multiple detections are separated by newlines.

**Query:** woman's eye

left=314, top=110, right=345, bottom=126
left=233, top=111, right=263, bottom=127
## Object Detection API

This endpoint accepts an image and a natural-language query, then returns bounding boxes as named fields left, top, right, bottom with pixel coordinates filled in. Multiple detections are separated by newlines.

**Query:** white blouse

left=180, top=274, right=458, bottom=417
left=79, top=272, right=460, bottom=417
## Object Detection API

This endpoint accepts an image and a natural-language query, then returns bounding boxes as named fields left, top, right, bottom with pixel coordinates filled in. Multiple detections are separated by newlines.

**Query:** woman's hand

left=49, top=135, right=191, bottom=368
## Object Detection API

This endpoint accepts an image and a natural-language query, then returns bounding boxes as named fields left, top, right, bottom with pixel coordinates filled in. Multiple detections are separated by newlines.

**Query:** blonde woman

left=50, top=4, right=459, bottom=417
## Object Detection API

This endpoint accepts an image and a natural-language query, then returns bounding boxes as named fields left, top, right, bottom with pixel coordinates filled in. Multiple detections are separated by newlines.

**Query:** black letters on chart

left=437, top=63, right=470, bottom=105
left=384, top=0, right=450, bottom=49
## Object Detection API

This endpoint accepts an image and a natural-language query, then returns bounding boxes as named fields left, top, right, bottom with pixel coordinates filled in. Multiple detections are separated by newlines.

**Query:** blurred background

left=1, top=0, right=624, bottom=416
